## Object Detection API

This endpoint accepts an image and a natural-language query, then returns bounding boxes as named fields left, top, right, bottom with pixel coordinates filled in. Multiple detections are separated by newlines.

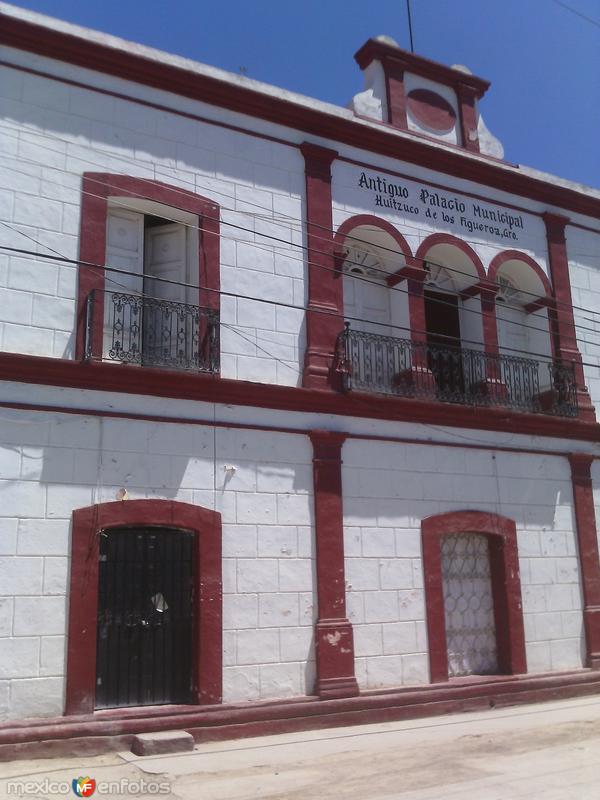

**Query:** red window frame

left=76, top=173, right=221, bottom=361
left=421, top=510, right=527, bottom=683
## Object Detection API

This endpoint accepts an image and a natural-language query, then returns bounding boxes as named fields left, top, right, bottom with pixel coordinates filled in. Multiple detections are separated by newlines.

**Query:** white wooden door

left=105, top=209, right=144, bottom=294
left=143, top=223, right=188, bottom=302
left=104, top=210, right=144, bottom=360
left=143, top=223, right=190, bottom=366
left=496, top=304, right=528, bottom=359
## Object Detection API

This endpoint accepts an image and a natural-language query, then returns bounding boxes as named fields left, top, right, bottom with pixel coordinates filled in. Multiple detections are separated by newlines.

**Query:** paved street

left=0, top=695, right=599, bottom=799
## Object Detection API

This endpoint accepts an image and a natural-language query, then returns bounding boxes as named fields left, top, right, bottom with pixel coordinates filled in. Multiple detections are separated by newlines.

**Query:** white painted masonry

left=567, top=225, right=600, bottom=418
left=343, top=440, right=585, bottom=691
left=0, top=52, right=307, bottom=386
left=0, top=407, right=316, bottom=718
left=0, top=3, right=598, bottom=727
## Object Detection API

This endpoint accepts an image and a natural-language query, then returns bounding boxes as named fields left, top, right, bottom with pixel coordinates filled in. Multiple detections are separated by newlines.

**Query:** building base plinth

left=1, top=669, right=599, bottom=762
left=315, top=619, right=359, bottom=699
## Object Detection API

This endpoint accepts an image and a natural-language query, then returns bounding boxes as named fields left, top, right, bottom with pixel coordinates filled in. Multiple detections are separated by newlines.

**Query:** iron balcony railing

left=337, top=323, right=578, bottom=417
left=85, top=289, right=220, bottom=373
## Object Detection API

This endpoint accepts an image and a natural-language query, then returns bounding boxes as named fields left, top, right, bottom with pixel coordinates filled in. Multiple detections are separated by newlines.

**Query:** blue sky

left=9, top=0, right=600, bottom=189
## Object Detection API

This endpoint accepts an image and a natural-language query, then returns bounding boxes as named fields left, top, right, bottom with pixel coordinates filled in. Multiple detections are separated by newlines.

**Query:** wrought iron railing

left=337, top=323, right=578, bottom=417
left=85, top=290, right=220, bottom=373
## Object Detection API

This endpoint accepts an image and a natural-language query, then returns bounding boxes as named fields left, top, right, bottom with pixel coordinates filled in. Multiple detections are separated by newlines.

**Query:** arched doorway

left=416, top=236, right=486, bottom=402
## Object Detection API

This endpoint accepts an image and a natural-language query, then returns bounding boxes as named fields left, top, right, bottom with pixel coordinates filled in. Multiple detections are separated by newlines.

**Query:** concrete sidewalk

left=0, top=695, right=599, bottom=798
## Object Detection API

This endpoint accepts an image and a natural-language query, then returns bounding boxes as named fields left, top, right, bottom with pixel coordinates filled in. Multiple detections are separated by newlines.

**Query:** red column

left=384, top=58, right=408, bottom=128
left=310, top=430, right=359, bottom=698
left=457, top=86, right=480, bottom=153
left=402, top=264, right=436, bottom=392
left=543, top=213, right=594, bottom=421
left=568, top=454, right=600, bottom=669
left=479, top=284, right=509, bottom=396
left=405, top=261, right=427, bottom=347
left=300, top=143, right=342, bottom=390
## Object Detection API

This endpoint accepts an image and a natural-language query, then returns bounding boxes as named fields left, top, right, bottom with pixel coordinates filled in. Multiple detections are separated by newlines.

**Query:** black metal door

left=96, top=527, right=194, bottom=709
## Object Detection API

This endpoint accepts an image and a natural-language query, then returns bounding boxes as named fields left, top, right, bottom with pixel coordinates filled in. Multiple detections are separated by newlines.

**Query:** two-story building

left=1, top=2, right=600, bottom=757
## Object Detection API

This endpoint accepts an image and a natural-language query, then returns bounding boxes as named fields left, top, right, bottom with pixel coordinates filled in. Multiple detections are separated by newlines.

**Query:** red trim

left=7, top=55, right=597, bottom=238
left=2, top=352, right=600, bottom=442
left=542, top=214, right=594, bottom=421
left=65, top=500, right=222, bottom=715
left=4, top=17, right=600, bottom=221
left=332, top=215, right=423, bottom=345
left=415, top=233, right=486, bottom=283
left=416, top=234, right=497, bottom=359
left=1, top=669, right=598, bottom=759
left=488, top=250, right=553, bottom=297
left=524, top=296, right=554, bottom=315
left=354, top=40, right=490, bottom=97
left=76, top=173, right=220, bottom=360
left=0, top=59, right=296, bottom=152
left=300, top=143, right=341, bottom=390
left=488, top=249, right=555, bottom=358
left=0, top=401, right=588, bottom=463
left=568, top=455, right=600, bottom=669
left=385, top=58, right=408, bottom=128
left=310, top=431, right=359, bottom=698
left=421, top=511, right=527, bottom=683
left=457, top=86, right=480, bottom=153
left=333, top=214, right=413, bottom=262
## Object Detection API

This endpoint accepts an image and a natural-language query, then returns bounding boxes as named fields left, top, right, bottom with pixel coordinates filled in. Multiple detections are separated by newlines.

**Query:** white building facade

left=1, top=3, right=600, bottom=754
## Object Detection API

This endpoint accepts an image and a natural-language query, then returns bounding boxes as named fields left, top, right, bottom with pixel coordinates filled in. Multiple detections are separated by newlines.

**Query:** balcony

left=337, top=324, right=578, bottom=417
left=85, top=290, right=220, bottom=373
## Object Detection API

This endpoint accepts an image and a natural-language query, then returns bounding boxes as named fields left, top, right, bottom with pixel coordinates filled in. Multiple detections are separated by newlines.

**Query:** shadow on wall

left=5, top=71, right=309, bottom=386
left=341, top=445, right=575, bottom=533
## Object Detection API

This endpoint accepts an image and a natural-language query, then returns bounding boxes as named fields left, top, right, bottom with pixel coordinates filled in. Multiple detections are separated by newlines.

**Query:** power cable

left=3, top=170, right=598, bottom=346
left=3, top=120, right=600, bottom=269
left=5, top=239, right=600, bottom=367
left=3, top=140, right=600, bottom=342
left=552, top=0, right=600, bottom=28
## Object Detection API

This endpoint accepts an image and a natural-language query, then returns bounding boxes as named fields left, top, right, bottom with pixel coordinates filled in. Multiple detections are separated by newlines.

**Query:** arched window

left=490, top=251, right=554, bottom=389
left=338, top=221, right=411, bottom=337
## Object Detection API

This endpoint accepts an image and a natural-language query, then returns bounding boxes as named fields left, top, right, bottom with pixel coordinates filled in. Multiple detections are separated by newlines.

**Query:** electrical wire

left=5, top=238, right=600, bottom=368
left=552, top=0, right=600, bottom=29
left=3, top=120, right=600, bottom=270
left=3, top=135, right=600, bottom=341
left=5, top=178, right=600, bottom=356
left=3, top=130, right=600, bottom=346
left=3, top=167, right=599, bottom=350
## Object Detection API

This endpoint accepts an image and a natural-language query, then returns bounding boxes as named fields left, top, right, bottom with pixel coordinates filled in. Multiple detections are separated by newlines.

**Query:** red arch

left=488, top=250, right=553, bottom=298
left=66, top=499, right=222, bottom=715
left=333, top=214, right=413, bottom=262
left=421, top=510, right=526, bottom=683
left=415, top=233, right=486, bottom=283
